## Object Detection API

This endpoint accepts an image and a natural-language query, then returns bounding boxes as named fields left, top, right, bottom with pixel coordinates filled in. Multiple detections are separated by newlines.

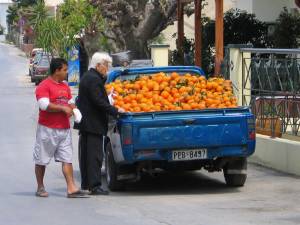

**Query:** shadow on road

left=12, top=191, right=66, bottom=198
left=106, top=171, right=240, bottom=196
left=72, top=166, right=242, bottom=196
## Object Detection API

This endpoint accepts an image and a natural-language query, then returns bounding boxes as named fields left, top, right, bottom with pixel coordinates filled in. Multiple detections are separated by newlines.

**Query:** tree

left=26, top=0, right=48, bottom=31
left=12, top=0, right=37, bottom=7
left=35, top=18, right=65, bottom=57
left=203, top=9, right=269, bottom=74
left=6, top=4, right=19, bottom=26
left=57, top=0, right=105, bottom=58
left=204, top=9, right=269, bottom=48
left=273, top=7, right=300, bottom=48
left=170, top=9, right=269, bottom=74
left=91, top=0, right=179, bottom=58
left=7, top=0, right=38, bottom=26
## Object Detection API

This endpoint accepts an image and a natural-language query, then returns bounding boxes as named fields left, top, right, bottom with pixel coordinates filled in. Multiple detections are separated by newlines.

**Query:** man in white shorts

left=34, top=58, right=86, bottom=198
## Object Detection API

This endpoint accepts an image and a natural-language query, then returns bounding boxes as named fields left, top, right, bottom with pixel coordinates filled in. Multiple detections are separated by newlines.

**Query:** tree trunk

left=92, top=0, right=179, bottom=58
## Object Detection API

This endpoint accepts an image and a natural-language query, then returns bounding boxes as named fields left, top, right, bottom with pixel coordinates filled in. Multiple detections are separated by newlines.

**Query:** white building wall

left=253, top=0, right=291, bottom=22
left=235, top=0, right=253, bottom=13
left=234, top=0, right=299, bottom=22
left=0, top=2, right=12, bottom=35
left=44, top=0, right=64, bottom=7
left=162, top=14, right=195, bottom=50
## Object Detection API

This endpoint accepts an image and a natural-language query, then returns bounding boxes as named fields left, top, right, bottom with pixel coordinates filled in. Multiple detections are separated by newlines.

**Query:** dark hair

left=50, top=58, right=68, bottom=75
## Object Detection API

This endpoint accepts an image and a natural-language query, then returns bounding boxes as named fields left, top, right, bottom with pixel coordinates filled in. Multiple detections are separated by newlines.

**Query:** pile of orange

left=105, top=72, right=237, bottom=113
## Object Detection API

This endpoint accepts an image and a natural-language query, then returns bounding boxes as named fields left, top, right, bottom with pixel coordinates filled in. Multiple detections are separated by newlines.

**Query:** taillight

left=249, top=130, right=256, bottom=140
left=121, top=124, right=132, bottom=145
left=247, top=117, right=256, bottom=140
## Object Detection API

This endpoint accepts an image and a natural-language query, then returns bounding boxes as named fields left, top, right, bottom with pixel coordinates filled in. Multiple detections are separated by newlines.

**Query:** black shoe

left=89, top=187, right=109, bottom=195
left=81, top=186, right=89, bottom=191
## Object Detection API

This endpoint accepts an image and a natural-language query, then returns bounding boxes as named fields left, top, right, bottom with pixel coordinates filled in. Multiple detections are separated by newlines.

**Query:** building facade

left=0, top=0, right=12, bottom=35
left=233, top=0, right=299, bottom=22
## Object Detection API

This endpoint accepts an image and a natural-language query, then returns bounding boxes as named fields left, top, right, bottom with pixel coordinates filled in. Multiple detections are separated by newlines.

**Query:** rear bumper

left=120, top=142, right=255, bottom=164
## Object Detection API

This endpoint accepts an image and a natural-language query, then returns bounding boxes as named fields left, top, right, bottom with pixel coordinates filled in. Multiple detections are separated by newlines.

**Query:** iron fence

left=240, top=48, right=300, bottom=137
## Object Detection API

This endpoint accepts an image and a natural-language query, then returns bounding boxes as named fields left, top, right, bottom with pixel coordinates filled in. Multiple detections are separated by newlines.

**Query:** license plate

left=172, top=149, right=207, bottom=161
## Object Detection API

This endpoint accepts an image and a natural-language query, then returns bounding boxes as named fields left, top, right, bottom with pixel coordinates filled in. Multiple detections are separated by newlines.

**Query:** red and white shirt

left=35, top=78, right=72, bottom=129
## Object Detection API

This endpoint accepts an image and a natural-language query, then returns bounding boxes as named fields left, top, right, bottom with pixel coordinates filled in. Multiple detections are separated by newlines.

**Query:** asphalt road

left=0, top=43, right=300, bottom=225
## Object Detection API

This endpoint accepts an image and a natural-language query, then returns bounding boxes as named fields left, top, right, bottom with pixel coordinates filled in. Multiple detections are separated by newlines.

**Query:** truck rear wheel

left=105, top=142, right=125, bottom=191
left=223, top=158, right=247, bottom=187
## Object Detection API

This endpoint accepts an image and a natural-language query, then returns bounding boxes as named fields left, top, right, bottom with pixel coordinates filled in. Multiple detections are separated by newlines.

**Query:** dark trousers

left=79, top=132, right=104, bottom=190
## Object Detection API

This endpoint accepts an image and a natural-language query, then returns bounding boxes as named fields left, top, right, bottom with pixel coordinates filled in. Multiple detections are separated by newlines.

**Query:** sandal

left=67, top=190, right=89, bottom=198
left=36, top=187, right=49, bottom=197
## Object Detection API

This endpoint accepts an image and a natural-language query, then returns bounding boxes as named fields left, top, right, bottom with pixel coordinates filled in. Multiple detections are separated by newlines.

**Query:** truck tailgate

left=122, top=108, right=252, bottom=150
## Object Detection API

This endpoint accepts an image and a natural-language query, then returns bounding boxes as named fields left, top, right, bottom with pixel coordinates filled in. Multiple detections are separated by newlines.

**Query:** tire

left=105, top=142, right=125, bottom=191
left=223, top=158, right=247, bottom=187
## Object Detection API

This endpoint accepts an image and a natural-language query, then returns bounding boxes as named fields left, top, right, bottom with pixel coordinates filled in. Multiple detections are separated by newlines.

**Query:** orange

left=182, top=104, right=192, bottom=110
left=161, top=91, right=170, bottom=99
left=107, top=72, right=237, bottom=112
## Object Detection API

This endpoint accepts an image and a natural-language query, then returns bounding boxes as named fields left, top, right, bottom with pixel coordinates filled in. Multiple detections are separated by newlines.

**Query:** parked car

left=32, top=55, right=51, bottom=85
left=28, top=48, right=43, bottom=77
left=30, top=51, right=45, bottom=82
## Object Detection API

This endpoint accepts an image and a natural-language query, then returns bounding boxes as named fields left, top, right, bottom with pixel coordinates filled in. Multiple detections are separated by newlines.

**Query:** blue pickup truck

left=104, top=66, right=256, bottom=191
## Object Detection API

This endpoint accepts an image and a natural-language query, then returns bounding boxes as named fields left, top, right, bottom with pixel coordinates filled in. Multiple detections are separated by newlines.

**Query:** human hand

left=61, top=106, right=73, bottom=117
left=108, top=88, right=117, bottom=105
left=117, top=107, right=126, bottom=113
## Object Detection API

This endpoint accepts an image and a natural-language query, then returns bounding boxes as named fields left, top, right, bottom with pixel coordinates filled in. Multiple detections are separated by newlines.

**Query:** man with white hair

left=74, top=52, right=125, bottom=195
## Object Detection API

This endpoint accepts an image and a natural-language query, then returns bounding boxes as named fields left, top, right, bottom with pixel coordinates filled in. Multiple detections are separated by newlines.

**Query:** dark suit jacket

left=74, top=68, right=118, bottom=135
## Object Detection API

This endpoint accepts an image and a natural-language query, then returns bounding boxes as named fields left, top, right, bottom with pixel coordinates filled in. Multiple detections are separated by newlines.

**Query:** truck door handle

left=183, top=119, right=196, bottom=125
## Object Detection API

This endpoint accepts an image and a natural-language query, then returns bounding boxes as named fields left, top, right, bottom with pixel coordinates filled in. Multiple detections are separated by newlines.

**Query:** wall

left=234, top=0, right=299, bottom=22
left=235, top=0, right=253, bottom=13
left=0, top=3, right=12, bottom=35
left=253, top=0, right=293, bottom=22
left=250, top=134, right=300, bottom=176
left=162, top=14, right=195, bottom=50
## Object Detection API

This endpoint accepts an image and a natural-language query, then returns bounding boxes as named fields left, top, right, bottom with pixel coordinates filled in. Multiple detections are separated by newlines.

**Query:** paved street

left=0, top=42, right=300, bottom=225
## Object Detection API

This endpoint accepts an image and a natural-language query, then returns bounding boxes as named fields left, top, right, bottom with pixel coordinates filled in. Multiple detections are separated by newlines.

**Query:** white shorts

left=33, top=125, right=73, bottom=165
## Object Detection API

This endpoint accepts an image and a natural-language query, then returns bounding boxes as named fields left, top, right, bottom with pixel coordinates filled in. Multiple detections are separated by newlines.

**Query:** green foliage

left=57, top=0, right=104, bottom=35
left=12, top=0, right=37, bottom=7
left=224, top=9, right=269, bottom=47
left=35, top=18, right=64, bottom=57
left=28, top=0, right=48, bottom=31
left=35, top=17, right=80, bottom=59
left=56, top=0, right=105, bottom=56
left=7, top=0, right=38, bottom=25
left=204, top=9, right=269, bottom=48
left=170, top=9, right=270, bottom=74
left=148, top=34, right=166, bottom=45
left=170, top=37, right=195, bottom=66
left=273, top=7, right=300, bottom=48
left=6, top=4, right=19, bottom=25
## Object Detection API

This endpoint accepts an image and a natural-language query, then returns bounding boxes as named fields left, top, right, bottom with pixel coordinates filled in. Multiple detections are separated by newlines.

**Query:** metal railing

left=240, top=48, right=300, bottom=137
